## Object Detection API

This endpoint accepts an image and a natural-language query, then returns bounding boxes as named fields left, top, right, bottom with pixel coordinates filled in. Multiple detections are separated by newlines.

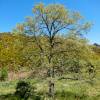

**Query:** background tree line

left=0, top=31, right=99, bottom=77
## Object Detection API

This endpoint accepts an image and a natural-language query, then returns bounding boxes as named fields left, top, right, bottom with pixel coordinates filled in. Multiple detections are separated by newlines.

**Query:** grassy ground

left=0, top=70, right=100, bottom=100
left=0, top=77, right=100, bottom=100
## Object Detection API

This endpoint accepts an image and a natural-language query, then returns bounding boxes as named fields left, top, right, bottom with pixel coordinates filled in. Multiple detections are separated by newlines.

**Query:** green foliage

left=15, top=80, right=35, bottom=100
left=0, top=3, right=95, bottom=79
left=0, top=67, right=8, bottom=81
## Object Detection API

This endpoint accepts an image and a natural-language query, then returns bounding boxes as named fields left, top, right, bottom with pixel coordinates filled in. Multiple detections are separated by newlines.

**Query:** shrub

left=0, top=67, right=8, bottom=81
left=15, top=80, right=35, bottom=100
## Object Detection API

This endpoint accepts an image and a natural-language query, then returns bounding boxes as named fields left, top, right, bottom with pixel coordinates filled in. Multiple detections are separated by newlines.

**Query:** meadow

left=0, top=72, right=100, bottom=100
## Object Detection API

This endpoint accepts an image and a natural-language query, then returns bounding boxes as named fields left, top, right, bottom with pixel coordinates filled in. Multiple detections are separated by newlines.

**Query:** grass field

left=0, top=76, right=100, bottom=100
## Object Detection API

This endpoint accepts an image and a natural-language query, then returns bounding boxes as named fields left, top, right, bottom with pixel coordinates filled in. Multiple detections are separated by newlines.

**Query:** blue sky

left=0, top=0, right=100, bottom=43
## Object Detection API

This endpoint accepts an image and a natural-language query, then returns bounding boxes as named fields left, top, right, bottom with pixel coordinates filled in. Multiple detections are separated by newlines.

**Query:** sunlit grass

left=0, top=78, right=100, bottom=99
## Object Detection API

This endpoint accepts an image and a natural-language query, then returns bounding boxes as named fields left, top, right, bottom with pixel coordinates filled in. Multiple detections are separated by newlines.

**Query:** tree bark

left=48, top=79, right=54, bottom=98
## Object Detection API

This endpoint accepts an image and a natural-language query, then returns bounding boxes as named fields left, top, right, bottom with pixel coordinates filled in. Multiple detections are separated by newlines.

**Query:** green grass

left=0, top=78, right=100, bottom=100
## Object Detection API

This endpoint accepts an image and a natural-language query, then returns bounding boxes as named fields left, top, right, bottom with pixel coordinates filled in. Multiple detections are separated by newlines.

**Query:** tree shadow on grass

left=0, top=92, right=100, bottom=100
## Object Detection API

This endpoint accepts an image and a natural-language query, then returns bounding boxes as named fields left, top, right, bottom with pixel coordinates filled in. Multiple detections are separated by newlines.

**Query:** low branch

left=58, top=77, right=78, bottom=80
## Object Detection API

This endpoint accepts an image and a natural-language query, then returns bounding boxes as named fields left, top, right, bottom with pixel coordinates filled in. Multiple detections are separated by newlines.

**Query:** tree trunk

left=48, top=66, right=55, bottom=98
left=48, top=79, right=54, bottom=98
